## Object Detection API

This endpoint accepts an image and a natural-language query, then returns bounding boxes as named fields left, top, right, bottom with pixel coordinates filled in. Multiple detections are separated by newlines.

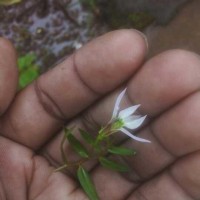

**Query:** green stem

left=56, top=125, right=116, bottom=173
left=61, top=133, right=68, bottom=164
left=54, top=164, right=68, bottom=172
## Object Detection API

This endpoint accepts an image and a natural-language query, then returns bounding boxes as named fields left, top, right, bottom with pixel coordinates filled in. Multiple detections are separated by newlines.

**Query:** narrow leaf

left=79, top=128, right=95, bottom=145
left=77, top=166, right=99, bottom=200
left=65, top=128, right=89, bottom=158
left=64, top=127, right=74, bottom=136
left=99, top=157, right=129, bottom=172
left=108, top=146, right=136, bottom=156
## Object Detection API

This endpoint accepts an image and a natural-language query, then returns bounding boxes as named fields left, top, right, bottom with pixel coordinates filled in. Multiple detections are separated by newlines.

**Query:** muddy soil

left=0, top=0, right=107, bottom=71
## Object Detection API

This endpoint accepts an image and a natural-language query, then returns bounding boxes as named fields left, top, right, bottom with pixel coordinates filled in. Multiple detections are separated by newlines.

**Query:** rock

left=98, top=0, right=188, bottom=25
left=145, top=0, right=200, bottom=58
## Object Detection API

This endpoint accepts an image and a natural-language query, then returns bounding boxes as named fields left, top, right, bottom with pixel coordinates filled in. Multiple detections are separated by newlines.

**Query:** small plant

left=56, top=88, right=150, bottom=200
left=0, top=0, right=22, bottom=6
left=17, top=53, right=40, bottom=89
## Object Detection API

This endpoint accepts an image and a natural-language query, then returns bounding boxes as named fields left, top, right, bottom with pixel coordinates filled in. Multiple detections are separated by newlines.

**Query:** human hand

left=0, top=30, right=199, bottom=200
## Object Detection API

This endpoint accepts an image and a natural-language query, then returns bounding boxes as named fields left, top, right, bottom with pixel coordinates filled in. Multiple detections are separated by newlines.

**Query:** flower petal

left=118, top=105, right=140, bottom=119
left=124, top=115, right=141, bottom=122
left=124, top=115, right=146, bottom=130
left=120, top=128, right=151, bottom=143
left=111, top=88, right=127, bottom=119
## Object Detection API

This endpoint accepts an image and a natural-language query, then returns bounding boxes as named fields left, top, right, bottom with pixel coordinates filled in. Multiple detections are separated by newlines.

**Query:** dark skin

left=0, top=30, right=199, bottom=200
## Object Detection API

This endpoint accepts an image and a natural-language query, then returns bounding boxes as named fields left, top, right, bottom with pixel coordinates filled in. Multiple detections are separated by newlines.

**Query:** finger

left=170, top=151, right=200, bottom=199
left=42, top=50, right=200, bottom=177
left=126, top=152, right=200, bottom=200
left=126, top=171, right=194, bottom=200
left=0, top=30, right=147, bottom=150
left=0, top=38, right=18, bottom=115
left=123, top=90, right=200, bottom=182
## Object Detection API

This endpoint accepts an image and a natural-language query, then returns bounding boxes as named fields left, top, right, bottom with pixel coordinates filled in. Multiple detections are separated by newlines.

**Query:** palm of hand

left=0, top=31, right=199, bottom=200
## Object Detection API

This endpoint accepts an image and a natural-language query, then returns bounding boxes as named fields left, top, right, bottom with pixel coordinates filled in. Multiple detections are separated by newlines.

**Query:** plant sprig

left=56, top=88, right=151, bottom=200
left=56, top=126, right=137, bottom=200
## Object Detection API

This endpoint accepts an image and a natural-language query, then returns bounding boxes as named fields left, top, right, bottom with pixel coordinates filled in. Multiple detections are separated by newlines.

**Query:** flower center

left=111, top=118, right=124, bottom=130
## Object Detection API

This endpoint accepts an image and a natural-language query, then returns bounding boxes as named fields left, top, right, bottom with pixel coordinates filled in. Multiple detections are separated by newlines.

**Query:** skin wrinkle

left=27, top=155, right=36, bottom=200
left=149, top=89, right=200, bottom=157
left=148, top=124, right=176, bottom=158
left=167, top=170, right=195, bottom=200
left=34, top=80, right=67, bottom=122
left=33, top=52, right=102, bottom=124
left=30, top=177, right=51, bottom=200
left=134, top=190, right=149, bottom=200
left=28, top=157, right=54, bottom=200
left=128, top=171, right=194, bottom=200
left=24, top=164, right=31, bottom=200
left=0, top=180, right=7, bottom=200
left=40, top=150, right=77, bottom=181
left=72, top=52, right=102, bottom=97
left=0, top=109, right=31, bottom=148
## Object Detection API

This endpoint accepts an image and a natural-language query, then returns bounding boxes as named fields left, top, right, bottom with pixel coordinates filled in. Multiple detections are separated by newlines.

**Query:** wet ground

left=0, top=0, right=107, bottom=71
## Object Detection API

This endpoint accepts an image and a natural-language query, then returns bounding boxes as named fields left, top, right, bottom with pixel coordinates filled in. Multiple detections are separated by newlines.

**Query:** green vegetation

left=17, top=53, right=40, bottom=89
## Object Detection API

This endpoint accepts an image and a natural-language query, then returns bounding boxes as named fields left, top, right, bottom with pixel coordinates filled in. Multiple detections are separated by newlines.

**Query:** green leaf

left=108, top=146, right=136, bottom=156
left=99, top=157, right=130, bottom=172
left=18, top=53, right=40, bottom=89
left=0, top=0, right=21, bottom=6
left=19, top=66, right=39, bottom=88
left=79, top=129, right=95, bottom=145
left=18, top=53, right=36, bottom=71
left=77, top=166, right=99, bottom=200
left=65, top=128, right=89, bottom=158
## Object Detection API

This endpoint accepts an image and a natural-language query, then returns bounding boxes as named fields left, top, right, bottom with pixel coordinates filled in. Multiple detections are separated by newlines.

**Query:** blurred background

left=0, top=0, right=198, bottom=88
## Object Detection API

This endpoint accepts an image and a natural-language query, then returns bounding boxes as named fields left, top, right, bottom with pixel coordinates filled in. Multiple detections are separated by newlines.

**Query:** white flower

left=111, top=88, right=151, bottom=143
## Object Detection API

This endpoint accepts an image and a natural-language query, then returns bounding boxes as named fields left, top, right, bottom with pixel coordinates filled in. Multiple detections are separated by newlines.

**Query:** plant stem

left=61, top=133, right=68, bottom=163
left=54, top=164, right=68, bottom=172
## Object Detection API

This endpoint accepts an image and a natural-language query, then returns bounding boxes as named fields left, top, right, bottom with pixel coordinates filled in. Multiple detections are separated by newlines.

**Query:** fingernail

left=133, top=29, right=149, bottom=51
